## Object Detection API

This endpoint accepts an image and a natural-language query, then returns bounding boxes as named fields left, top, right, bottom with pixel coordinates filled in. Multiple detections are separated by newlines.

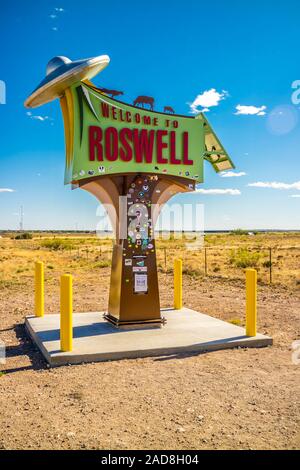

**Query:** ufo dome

left=46, top=56, right=72, bottom=76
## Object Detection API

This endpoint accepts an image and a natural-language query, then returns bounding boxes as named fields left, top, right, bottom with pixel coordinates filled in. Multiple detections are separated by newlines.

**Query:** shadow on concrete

left=3, top=323, right=48, bottom=374
left=152, top=335, right=254, bottom=361
left=36, top=322, right=153, bottom=343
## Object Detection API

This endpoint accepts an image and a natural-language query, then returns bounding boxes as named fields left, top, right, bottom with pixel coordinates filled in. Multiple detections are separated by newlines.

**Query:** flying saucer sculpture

left=25, top=55, right=110, bottom=108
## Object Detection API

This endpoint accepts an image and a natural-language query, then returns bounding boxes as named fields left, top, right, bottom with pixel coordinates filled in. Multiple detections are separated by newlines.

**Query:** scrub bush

left=41, top=239, right=73, bottom=250
left=229, top=248, right=260, bottom=268
left=15, top=232, right=33, bottom=240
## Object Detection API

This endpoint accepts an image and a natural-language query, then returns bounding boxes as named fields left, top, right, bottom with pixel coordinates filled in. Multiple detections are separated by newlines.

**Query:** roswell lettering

left=89, top=126, right=192, bottom=165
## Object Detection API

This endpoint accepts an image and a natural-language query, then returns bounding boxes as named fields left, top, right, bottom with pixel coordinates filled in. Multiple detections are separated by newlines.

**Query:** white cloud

left=235, top=105, right=267, bottom=116
left=290, top=194, right=300, bottom=198
left=49, top=7, right=64, bottom=31
left=189, top=88, right=228, bottom=114
left=27, top=111, right=52, bottom=122
left=0, top=188, right=15, bottom=193
left=195, top=188, right=241, bottom=195
left=33, top=116, right=49, bottom=121
left=220, top=171, right=246, bottom=178
left=248, top=181, right=300, bottom=190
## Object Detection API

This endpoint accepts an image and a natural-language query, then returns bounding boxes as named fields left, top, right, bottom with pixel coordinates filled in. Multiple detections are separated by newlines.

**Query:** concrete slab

left=25, top=308, right=272, bottom=367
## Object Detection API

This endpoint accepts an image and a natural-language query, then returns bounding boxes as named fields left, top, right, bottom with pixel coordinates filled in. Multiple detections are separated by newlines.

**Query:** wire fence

left=53, top=244, right=300, bottom=287
left=6, top=237, right=300, bottom=288
left=156, top=245, right=300, bottom=287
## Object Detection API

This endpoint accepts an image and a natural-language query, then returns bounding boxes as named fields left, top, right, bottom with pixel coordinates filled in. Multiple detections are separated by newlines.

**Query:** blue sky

left=0, top=0, right=300, bottom=230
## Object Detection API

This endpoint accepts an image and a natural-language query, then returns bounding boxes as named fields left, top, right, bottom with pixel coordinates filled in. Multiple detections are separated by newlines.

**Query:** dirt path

left=0, top=271, right=299, bottom=450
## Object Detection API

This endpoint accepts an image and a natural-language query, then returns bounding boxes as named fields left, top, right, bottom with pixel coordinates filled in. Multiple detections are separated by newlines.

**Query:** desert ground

left=0, top=232, right=299, bottom=450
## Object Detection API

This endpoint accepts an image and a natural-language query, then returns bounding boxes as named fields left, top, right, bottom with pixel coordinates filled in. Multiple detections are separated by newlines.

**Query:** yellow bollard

left=174, top=259, right=183, bottom=310
left=60, top=274, right=73, bottom=352
left=246, top=268, right=257, bottom=336
left=34, top=261, right=44, bottom=317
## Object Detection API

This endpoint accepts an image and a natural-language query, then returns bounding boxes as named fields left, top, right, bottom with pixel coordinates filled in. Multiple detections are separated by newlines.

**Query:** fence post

left=204, top=248, right=207, bottom=276
left=269, top=247, right=272, bottom=284
left=34, top=261, right=44, bottom=317
left=246, top=268, right=257, bottom=336
left=174, top=259, right=182, bottom=309
left=60, top=274, right=73, bottom=352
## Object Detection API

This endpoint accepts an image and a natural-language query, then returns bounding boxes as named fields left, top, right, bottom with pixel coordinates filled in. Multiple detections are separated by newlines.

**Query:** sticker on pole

left=134, top=274, right=148, bottom=293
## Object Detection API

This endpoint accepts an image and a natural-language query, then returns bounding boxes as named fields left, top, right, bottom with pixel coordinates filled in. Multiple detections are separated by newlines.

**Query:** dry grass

left=0, top=231, right=299, bottom=290
left=157, top=232, right=300, bottom=288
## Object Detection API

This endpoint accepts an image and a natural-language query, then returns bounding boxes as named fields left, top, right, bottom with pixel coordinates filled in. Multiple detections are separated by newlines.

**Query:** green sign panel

left=65, top=83, right=207, bottom=185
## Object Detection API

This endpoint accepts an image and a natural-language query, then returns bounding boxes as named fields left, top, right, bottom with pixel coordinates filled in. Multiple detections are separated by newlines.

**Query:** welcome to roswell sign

left=62, top=82, right=233, bottom=185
